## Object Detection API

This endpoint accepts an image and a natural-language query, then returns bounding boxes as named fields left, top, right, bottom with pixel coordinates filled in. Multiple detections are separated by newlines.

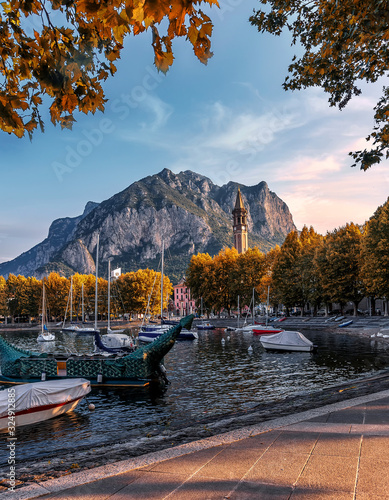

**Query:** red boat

left=252, top=326, right=284, bottom=335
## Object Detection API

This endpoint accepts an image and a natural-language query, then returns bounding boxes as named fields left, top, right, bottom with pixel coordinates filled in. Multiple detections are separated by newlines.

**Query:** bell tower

left=232, top=188, right=248, bottom=254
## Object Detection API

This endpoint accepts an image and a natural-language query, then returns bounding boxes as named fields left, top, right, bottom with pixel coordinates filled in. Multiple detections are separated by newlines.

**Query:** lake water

left=1, top=327, right=389, bottom=467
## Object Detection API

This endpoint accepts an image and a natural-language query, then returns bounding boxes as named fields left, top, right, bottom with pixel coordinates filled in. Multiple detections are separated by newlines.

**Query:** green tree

left=0, top=0, right=217, bottom=138
left=315, top=223, right=365, bottom=315
left=250, top=0, right=389, bottom=170
left=361, top=198, right=389, bottom=313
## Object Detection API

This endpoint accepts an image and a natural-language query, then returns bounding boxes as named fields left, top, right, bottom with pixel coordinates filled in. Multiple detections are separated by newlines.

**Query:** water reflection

left=1, top=326, right=389, bottom=466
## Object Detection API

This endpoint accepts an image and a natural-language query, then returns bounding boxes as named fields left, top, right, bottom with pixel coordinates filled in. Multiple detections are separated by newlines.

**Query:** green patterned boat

left=0, top=315, right=193, bottom=388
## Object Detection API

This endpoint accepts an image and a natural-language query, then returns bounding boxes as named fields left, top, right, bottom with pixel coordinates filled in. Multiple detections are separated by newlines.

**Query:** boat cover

left=0, top=378, right=90, bottom=417
left=262, top=331, right=313, bottom=347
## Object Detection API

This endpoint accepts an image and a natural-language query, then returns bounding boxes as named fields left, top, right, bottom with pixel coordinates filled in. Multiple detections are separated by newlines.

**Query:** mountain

left=0, top=169, right=296, bottom=283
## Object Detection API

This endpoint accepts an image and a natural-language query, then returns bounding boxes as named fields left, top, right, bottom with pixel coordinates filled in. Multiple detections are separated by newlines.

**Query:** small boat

left=252, top=326, right=284, bottom=335
left=0, top=378, right=91, bottom=432
left=196, top=322, right=215, bottom=330
left=37, top=331, right=55, bottom=342
left=94, top=331, right=136, bottom=354
left=338, top=320, right=353, bottom=328
left=139, top=325, right=197, bottom=342
left=259, top=330, right=316, bottom=352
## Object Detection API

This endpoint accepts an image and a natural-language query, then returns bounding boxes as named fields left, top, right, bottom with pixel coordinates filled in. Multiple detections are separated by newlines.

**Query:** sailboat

left=139, top=243, right=197, bottom=342
left=95, top=259, right=136, bottom=352
left=252, top=286, right=284, bottom=335
left=37, top=282, right=55, bottom=342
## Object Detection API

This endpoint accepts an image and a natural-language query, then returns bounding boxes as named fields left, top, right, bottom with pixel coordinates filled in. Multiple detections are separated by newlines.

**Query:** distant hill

left=0, top=169, right=296, bottom=283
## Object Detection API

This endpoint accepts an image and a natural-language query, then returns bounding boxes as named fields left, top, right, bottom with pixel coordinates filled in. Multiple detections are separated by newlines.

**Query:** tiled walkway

left=4, top=390, right=389, bottom=499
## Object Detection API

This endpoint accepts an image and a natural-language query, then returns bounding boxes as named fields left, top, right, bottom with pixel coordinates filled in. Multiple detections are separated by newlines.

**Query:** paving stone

left=229, top=480, right=292, bottom=499
left=290, top=487, right=354, bottom=499
left=356, top=457, right=389, bottom=497
left=311, top=433, right=361, bottom=457
left=245, top=452, right=309, bottom=486
left=296, top=454, right=358, bottom=492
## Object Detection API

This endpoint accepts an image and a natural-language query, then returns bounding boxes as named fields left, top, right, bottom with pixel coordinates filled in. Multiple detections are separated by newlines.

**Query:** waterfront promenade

left=2, top=388, right=389, bottom=499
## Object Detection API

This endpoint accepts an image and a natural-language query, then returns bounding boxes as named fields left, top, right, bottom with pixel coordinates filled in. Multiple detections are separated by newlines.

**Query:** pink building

left=173, top=280, right=196, bottom=316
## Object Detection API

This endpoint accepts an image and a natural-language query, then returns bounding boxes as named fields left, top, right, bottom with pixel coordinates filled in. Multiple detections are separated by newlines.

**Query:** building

left=173, top=279, right=196, bottom=316
left=232, top=187, right=248, bottom=253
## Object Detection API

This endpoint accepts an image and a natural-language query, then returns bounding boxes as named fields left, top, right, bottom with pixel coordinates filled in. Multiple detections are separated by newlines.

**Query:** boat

left=338, top=320, right=353, bottom=328
left=259, top=330, right=316, bottom=352
left=196, top=321, right=215, bottom=330
left=0, top=378, right=91, bottom=432
left=138, top=325, right=197, bottom=342
left=195, top=298, right=215, bottom=330
left=37, top=283, right=55, bottom=342
left=252, top=325, right=284, bottom=335
left=0, top=315, right=193, bottom=387
left=94, top=331, right=136, bottom=354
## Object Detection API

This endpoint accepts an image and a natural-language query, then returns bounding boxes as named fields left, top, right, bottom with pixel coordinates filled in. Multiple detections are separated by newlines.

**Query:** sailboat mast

left=266, top=285, right=270, bottom=326
left=108, top=259, right=111, bottom=331
left=70, top=276, right=73, bottom=324
left=81, top=283, right=84, bottom=323
left=252, top=287, right=255, bottom=325
left=237, top=295, right=240, bottom=328
left=41, top=281, right=45, bottom=334
left=94, top=235, right=99, bottom=331
left=160, top=241, right=164, bottom=322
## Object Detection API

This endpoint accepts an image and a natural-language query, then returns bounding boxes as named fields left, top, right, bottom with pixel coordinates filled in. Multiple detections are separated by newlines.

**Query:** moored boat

left=0, top=378, right=91, bottom=432
left=196, top=321, right=215, bottom=330
left=252, top=326, right=284, bottom=335
left=259, top=330, right=316, bottom=352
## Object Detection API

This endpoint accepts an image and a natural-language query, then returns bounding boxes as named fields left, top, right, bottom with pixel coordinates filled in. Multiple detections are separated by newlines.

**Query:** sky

left=0, top=0, right=388, bottom=264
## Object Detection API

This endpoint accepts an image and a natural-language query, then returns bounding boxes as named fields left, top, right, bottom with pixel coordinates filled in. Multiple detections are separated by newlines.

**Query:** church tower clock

left=232, top=188, right=248, bottom=254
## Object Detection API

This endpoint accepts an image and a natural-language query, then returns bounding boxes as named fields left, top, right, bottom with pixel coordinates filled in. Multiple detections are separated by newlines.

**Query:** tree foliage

left=314, top=223, right=365, bottom=314
left=0, top=0, right=217, bottom=137
left=361, top=197, right=389, bottom=299
left=250, top=0, right=389, bottom=170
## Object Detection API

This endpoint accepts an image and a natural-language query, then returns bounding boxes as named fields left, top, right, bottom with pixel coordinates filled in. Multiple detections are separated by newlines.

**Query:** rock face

left=0, top=170, right=296, bottom=282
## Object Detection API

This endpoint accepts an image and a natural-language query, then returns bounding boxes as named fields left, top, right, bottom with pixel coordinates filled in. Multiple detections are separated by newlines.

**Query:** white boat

left=259, top=330, right=316, bottom=352
left=37, top=331, right=55, bottom=342
left=196, top=321, right=215, bottom=330
left=37, top=283, right=55, bottom=342
left=100, top=332, right=135, bottom=349
left=0, top=378, right=91, bottom=432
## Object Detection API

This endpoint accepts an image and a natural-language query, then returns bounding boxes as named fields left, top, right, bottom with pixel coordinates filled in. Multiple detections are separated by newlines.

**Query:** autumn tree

left=231, top=247, right=266, bottom=312
left=271, top=230, right=304, bottom=314
left=250, top=0, right=389, bottom=170
left=116, top=269, right=172, bottom=316
left=315, top=223, right=365, bottom=315
left=210, top=247, right=239, bottom=315
left=361, top=198, right=389, bottom=315
left=0, top=276, right=8, bottom=318
left=186, top=252, right=214, bottom=315
left=45, top=272, right=70, bottom=319
left=0, top=0, right=217, bottom=138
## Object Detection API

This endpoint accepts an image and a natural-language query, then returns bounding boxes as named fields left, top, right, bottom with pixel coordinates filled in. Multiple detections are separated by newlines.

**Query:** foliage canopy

left=0, top=0, right=217, bottom=137
left=250, top=0, right=389, bottom=170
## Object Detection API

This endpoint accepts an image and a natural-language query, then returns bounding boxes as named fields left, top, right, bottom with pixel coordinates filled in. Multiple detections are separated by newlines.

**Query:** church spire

left=232, top=188, right=248, bottom=254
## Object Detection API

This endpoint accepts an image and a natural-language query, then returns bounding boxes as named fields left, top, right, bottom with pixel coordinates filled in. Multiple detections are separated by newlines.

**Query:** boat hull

left=260, top=342, right=314, bottom=352
left=0, top=396, right=84, bottom=432
left=252, top=328, right=284, bottom=335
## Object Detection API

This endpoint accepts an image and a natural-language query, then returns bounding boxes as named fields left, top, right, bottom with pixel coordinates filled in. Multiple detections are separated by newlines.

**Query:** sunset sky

left=0, top=0, right=388, bottom=264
